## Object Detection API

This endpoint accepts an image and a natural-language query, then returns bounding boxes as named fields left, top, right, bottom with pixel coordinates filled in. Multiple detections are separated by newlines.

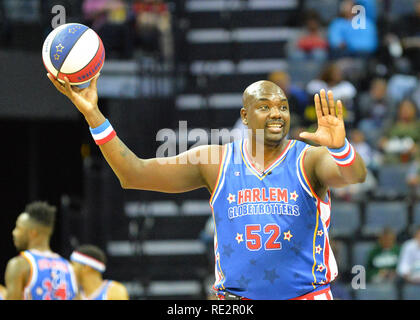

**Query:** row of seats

left=331, top=200, right=420, bottom=238
left=348, top=283, right=420, bottom=300
left=123, top=198, right=420, bottom=238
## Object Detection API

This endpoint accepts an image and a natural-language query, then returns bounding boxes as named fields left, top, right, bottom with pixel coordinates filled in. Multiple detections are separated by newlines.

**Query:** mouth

left=266, top=122, right=284, bottom=133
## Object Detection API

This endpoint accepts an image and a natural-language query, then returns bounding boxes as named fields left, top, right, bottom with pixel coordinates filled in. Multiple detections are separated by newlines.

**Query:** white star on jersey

left=290, top=191, right=298, bottom=201
left=227, top=193, right=236, bottom=204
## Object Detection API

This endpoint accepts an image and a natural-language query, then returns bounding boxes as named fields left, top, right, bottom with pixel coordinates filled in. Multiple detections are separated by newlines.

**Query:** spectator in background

left=329, top=239, right=352, bottom=300
left=328, top=0, right=378, bottom=58
left=355, top=0, right=377, bottom=23
left=406, top=154, right=420, bottom=196
left=306, top=62, right=357, bottom=124
left=82, top=0, right=133, bottom=59
left=268, top=70, right=308, bottom=126
left=397, top=226, right=420, bottom=285
left=132, top=0, right=173, bottom=60
left=287, top=10, right=328, bottom=63
left=379, top=99, right=420, bottom=164
left=357, top=78, right=394, bottom=146
left=393, top=0, right=420, bottom=72
left=366, top=228, right=400, bottom=284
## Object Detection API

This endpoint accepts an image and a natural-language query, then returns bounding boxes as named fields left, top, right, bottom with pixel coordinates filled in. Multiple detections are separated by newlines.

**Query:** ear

left=240, top=107, right=248, bottom=125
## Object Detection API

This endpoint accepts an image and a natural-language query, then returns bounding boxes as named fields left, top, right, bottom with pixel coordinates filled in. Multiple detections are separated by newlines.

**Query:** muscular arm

left=304, top=146, right=367, bottom=197
left=300, top=89, right=367, bottom=198
left=47, top=74, right=222, bottom=194
left=5, top=256, right=30, bottom=300
left=107, top=282, right=129, bottom=300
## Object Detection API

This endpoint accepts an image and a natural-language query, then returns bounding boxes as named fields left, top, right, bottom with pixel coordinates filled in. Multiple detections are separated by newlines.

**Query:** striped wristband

left=327, top=138, right=356, bottom=167
left=89, top=119, right=116, bottom=145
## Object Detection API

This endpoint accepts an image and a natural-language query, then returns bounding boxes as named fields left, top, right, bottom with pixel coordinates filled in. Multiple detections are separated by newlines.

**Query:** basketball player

left=4, top=201, right=78, bottom=300
left=47, top=74, right=367, bottom=300
left=70, top=244, right=129, bottom=300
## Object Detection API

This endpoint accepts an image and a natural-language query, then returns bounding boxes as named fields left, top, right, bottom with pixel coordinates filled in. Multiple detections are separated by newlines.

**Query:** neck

left=81, top=273, right=104, bottom=297
left=246, top=136, right=289, bottom=170
left=28, top=239, right=51, bottom=252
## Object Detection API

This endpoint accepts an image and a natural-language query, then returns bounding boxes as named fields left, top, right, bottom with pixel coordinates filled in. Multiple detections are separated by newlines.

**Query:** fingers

left=46, top=73, right=81, bottom=97
left=63, top=76, right=75, bottom=99
left=314, top=93, right=323, bottom=119
left=47, top=73, right=67, bottom=95
left=337, top=99, right=344, bottom=120
left=89, top=73, right=99, bottom=89
left=327, top=90, right=336, bottom=117
left=316, top=89, right=339, bottom=118
left=320, top=89, right=329, bottom=116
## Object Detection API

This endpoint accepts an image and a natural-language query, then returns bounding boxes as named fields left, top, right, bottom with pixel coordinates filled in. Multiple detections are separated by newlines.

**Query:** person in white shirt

left=397, top=227, right=420, bottom=284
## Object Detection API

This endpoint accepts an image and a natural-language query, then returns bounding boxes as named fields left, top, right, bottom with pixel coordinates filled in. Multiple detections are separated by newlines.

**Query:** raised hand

left=299, top=89, right=346, bottom=148
left=46, top=73, right=99, bottom=117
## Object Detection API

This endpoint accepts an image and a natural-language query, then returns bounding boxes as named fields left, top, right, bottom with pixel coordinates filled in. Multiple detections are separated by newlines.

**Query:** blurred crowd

left=0, top=0, right=173, bottom=60
left=278, top=0, right=420, bottom=201
left=81, top=0, right=173, bottom=59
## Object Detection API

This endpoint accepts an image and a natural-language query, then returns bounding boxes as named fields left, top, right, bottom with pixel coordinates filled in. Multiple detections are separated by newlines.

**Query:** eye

left=260, top=105, right=269, bottom=111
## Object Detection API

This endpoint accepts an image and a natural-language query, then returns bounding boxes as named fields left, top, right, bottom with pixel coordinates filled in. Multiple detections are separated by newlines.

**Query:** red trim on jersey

left=290, top=286, right=333, bottom=300
left=300, top=147, right=330, bottom=205
left=243, top=139, right=292, bottom=174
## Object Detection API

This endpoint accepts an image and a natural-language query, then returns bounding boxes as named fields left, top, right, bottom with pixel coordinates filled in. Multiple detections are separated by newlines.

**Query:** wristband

left=89, top=119, right=116, bottom=145
left=327, top=138, right=356, bottom=167
left=70, top=251, right=106, bottom=273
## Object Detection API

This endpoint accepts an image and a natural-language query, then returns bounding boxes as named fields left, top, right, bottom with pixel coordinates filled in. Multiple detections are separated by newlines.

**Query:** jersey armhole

left=209, top=144, right=229, bottom=206
left=298, top=146, right=330, bottom=205
left=19, top=252, right=34, bottom=300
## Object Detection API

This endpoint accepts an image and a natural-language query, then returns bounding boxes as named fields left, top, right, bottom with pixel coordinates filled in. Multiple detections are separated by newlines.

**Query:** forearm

left=84, top=108, right=146, bottom=188
left=327, top=139, right=367, bottom=185
left=336, top=152, right=367, bottom=184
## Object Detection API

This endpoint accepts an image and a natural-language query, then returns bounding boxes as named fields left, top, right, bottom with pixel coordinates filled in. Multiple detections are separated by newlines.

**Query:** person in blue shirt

left=70, top=244, right=129, bottom=300
left=328, top=0, right=378, bottom=58
left=4, top=201, right=78, bottom=300
left=47, top=73, right=367, bottom=299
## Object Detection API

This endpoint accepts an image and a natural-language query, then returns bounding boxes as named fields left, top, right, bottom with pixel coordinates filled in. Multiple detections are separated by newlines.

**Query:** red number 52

left=245, top=223, right=282, bottom=251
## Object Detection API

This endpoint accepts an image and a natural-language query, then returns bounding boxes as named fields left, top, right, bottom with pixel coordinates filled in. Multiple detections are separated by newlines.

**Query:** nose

left=269, top=106, right=282, bottom=118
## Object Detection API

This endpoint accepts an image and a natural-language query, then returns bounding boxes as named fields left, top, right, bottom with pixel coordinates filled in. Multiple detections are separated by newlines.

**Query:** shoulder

left=107, top=281, right=129, bottom=300
left=6, top=255, right=30, bottom=274
left=302, top=144, right=328, bottom=163
left=5, top=255, right=30, bottom=281
left=328, top=18, right=347, bottom=28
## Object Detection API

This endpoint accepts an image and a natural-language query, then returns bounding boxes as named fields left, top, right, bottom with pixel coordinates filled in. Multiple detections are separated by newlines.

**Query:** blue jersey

left=210, top=139, right=338, bottom=300
left=21, top=250, right=78, bottom=300
left=81, top=280, right=114, bottom=300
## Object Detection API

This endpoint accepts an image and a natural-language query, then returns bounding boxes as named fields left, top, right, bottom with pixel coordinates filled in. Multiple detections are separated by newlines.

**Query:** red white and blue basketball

left=42, top=23, right=105, bottom=85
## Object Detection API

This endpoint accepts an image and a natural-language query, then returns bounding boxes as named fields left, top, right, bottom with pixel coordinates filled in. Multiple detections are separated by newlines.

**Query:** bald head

left=242, top=80, right=287, bottom=109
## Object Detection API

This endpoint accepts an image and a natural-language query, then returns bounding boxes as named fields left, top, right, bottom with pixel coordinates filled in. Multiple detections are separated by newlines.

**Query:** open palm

left=299, top=89, right=346, bottom=149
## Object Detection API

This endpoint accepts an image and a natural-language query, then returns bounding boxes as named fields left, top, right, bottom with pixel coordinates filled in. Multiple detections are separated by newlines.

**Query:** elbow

left=360, top=167, right=368, bottom=183
left=354, top=167, right=368, bottom=184
left=120, top=179, right=132, bottom=189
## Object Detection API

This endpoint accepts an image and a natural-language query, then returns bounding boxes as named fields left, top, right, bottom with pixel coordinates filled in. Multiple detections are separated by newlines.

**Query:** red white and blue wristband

left=327, top=138, right=356, bottom=167
left=89, top=119, right=116, bottom=145
left=70, top=251, right=106, bottom=273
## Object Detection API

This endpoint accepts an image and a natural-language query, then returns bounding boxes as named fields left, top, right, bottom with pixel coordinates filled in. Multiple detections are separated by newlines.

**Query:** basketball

left=42, top=23, right=105, bottom=85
